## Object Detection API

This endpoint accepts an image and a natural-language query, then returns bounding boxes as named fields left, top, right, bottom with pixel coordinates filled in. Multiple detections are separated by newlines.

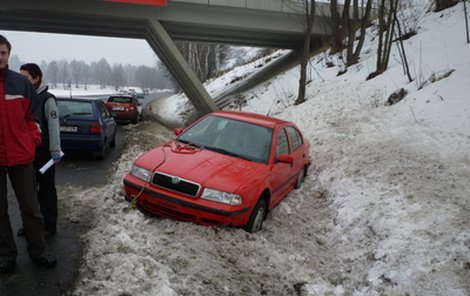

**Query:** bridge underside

left=0, top=0, right=331, bottom=115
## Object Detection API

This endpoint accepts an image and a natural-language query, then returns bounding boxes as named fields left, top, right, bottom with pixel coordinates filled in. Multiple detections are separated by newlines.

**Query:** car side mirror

left=277, top=154, right=293, bottom=164
left=173, top=128, right=184, bottom=136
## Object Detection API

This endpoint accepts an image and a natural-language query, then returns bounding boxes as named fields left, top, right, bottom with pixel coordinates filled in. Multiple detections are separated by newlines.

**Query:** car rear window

left=57, top=100, right=95, bottom=119
left=108, top=96, right=133, bottom=103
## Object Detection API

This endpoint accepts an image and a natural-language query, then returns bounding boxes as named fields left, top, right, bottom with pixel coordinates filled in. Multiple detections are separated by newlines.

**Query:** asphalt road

left=0, top=93, right=168, bottom=295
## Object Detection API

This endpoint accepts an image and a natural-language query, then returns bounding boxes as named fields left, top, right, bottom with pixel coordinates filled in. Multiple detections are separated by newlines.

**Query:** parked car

left=105, top=95, right=142, bottom=124
left=57, top=97, right=117, bottom=159
left=123, top=111, right=311, bottom=233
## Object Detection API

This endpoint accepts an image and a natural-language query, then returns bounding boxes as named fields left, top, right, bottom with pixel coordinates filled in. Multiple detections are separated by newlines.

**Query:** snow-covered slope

left=69, top=2, right=469, bottom=295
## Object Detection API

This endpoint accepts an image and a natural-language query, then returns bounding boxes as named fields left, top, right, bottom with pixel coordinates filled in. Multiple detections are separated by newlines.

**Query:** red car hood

left=134, top=142, right=266, bottom=193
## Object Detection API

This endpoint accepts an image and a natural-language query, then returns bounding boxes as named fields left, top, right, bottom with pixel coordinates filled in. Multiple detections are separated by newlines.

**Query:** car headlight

left=130, top=165, right=152, bottom=181
left=201, top=188, right=242, bottom=205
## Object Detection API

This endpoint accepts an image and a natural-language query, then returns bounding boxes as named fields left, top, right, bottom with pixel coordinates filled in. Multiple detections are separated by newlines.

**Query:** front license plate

left=60, top=126, right=78, bottom=132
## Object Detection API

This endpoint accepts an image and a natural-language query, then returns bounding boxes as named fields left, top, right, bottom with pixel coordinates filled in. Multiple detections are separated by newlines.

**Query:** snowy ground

left=62, top=2, right=468, bottom=295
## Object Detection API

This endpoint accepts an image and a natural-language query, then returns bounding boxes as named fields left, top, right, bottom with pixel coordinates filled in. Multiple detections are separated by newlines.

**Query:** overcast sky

left=0, top=30, right=159, bottom=67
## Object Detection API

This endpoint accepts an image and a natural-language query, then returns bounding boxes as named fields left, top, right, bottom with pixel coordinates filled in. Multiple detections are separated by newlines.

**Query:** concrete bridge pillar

left=146, top=19, right=219, bottom=115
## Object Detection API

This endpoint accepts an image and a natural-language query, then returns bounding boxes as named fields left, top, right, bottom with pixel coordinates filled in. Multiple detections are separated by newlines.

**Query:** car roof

left=109, top=95, right=135, bottom=99
left=211, top=111, right=289, bottom=129
left=56, top=97, right=102, bottom=103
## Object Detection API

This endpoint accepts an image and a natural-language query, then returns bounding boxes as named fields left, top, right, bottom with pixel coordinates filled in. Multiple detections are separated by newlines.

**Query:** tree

left=111, top=64, right=126, bottom=91
left=70, top=60, right=85, bottom=88
left=295, top=0, right=316, bottom=105
left=175, top=41, right=228, bottom=82
left=371, top=0, right=399, bottom=77
left=58, top=59, right=69, bottom=88
left=95, top=58, right=111, bottom=89
left=135, top=65, right=158, bottom=90
left=344, top=0, right=373, bottom=66
left=46, top=61, right=59, bottom=88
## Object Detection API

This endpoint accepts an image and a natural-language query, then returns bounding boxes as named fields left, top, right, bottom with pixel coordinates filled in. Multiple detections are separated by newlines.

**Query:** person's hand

left=51, top=151, right=63, bottom=163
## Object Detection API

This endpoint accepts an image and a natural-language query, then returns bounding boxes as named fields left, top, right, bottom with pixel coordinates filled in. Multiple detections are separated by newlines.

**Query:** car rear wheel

left=244, top=199, right=267, bottom=233
left=109, top=132, right=116, bottom=148
left=295, top=167, right=306, bottom=189
left=94, top=140, right=107, bottom=159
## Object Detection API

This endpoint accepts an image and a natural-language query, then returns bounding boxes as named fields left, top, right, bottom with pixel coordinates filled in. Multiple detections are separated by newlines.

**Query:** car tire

left=95, top=140, right=107, bottom=159
left=295, top=167, right=306, bottom=189
left=110, top=132, right=116, bottom=148
left=244, top=198, right=267, bottom=233
left=131, top=118, right=138, bottom=124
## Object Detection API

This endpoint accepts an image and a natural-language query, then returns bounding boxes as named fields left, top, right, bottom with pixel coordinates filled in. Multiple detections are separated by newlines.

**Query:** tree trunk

left=295, top=0, right=315, bottom=105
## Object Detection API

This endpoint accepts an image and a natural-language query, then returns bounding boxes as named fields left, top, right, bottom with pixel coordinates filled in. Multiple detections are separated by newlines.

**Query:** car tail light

left=129, top=106, right=135, bottom=111
left=90, top=121, right=102, bottom=134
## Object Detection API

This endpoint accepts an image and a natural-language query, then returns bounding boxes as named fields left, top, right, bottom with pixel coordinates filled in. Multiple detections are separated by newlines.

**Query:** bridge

left=0, top=0, right=334, bottom=114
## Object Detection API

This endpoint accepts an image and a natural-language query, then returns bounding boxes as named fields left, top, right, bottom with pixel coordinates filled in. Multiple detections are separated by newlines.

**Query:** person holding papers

left=19, top=63, right=62, bottom=238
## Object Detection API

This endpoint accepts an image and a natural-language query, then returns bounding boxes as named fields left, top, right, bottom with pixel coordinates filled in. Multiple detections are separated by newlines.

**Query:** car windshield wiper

left=177, top=139, right=203, bottom=149
left=205, top=146, right=252, bottom=161
left=63, top=112, right=93, bottom=119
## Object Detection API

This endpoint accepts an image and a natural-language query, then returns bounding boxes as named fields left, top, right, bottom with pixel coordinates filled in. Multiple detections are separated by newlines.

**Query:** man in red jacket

left=0, top=34, right=56, bottom=273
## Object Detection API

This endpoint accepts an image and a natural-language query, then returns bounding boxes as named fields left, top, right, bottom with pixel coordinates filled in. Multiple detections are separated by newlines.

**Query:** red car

left=105, top=95, right=142, bottom=124
left=123, top=111, right=311, bottom=233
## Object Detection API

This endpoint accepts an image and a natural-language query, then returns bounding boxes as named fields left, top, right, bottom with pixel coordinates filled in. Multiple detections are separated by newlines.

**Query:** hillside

left=67, top=1, right=469, bottom=295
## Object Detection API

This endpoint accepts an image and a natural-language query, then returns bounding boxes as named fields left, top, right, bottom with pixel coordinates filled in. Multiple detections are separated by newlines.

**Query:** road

left=0, top=92, right=170, bottom=296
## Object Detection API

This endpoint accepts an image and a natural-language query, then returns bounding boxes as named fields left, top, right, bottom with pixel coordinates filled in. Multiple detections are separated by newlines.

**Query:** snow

left=62, top=2, right=469, bottom=295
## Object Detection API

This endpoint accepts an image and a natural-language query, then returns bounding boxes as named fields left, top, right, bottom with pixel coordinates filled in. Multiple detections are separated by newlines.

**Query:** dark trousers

left=0, top=163, right=46, bottom=260
left=34, top=146, right=58, bottom=234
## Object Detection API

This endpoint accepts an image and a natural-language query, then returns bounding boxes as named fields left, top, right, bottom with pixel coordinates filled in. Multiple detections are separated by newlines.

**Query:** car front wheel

left=244, top=199, right=267, bottom=233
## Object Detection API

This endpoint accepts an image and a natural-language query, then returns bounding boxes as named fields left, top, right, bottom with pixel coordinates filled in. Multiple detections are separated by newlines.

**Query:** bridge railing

left=171, top=0, right=331, bottom=16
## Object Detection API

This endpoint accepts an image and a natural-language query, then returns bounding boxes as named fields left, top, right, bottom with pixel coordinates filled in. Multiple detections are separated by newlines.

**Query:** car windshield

left=57, top=100, right=95, bottom=119
left=108, top=97, right=133, bottom=104
left=178, top=115, right=273, bottom=164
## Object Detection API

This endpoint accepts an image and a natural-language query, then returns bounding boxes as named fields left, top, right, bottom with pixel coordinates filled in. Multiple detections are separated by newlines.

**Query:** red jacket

left=0, top=67, right=42, bottom=166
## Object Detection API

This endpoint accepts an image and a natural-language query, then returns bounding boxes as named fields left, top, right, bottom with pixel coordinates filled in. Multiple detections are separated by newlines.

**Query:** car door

left=98, top=101, right=116, bottom=141
left=285, top=125, right=307, bottom=177
left=268, top=126, right=295, bottom=206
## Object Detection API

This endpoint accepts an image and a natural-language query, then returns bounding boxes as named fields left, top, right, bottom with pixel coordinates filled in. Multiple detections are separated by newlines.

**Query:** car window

left=286, top=126, right=303, bottom=151
left=108, top=96, right=133, bottom=103
left=178, top=115, right=272, bottom=164
left=98, top=102, right=111, bottom=119
left=57, top=100, right=95, bottom=120
left=276, top=128, right=289, bottom=156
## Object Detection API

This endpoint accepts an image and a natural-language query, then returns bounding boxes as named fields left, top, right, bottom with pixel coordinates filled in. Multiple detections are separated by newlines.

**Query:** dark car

left=57, top=97, right=117, bottom=159
left=105, top=95, right=142, bottom=124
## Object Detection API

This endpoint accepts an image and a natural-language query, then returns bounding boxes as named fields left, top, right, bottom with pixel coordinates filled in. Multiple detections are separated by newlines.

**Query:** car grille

left=152, top=172, right=200, bottom=197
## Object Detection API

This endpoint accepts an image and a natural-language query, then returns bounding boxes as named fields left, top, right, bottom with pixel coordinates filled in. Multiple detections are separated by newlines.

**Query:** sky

left=0, top=30, right=159, bottom=66
left=50, top=0, right=469, bottom=295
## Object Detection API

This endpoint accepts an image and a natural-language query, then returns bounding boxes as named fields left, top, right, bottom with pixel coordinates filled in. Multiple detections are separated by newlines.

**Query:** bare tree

left=57, top=59, right=69, bottom=88
left=345, top=0, right=373, bottom=66
left=464, top=0, right=470, bottom=43
left=295, top=0, right=316, bottom=105
left=369, top=0, right=399, bottom=78
left=111, top=64, right=126, bottom=91
left=46, top=61, right=59, bottom=88
left=70, top=59, right=85, bottom=88
left=96, top=58, right=111, bottom=89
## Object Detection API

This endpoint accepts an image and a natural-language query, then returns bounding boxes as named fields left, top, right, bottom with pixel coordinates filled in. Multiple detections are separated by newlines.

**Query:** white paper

left=39, top=151, right=64, bottom=174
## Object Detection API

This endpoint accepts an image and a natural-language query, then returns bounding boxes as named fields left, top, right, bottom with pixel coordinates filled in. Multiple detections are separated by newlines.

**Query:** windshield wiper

left=177, top=139, right=203, bottom=149
left=205, top=146, right=252, bottom=161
